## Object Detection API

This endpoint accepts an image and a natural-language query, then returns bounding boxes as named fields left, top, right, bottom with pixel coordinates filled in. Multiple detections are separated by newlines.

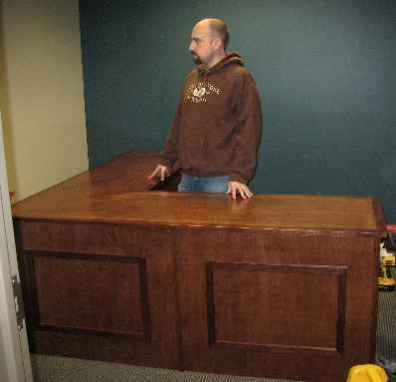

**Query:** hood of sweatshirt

left=161, top=50, right=262, bottom=183
left=197, top=52, right=245, bottom=75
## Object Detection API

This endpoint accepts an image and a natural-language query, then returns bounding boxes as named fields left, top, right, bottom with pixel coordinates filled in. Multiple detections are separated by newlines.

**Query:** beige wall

left=0, top=0, right=88, bottom=201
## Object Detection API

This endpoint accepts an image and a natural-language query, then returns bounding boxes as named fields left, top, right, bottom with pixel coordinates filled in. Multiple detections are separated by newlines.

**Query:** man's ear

left=212, top=36, right=223, bottom=50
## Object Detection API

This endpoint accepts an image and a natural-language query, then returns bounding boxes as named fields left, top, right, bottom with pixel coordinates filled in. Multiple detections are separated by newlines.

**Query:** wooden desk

left=13, top=152, right=386, bottom=381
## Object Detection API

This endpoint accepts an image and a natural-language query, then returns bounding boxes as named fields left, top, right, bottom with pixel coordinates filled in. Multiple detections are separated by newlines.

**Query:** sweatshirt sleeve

left=159, top=96, right=183, bottom=172
left=228, top=73, right=263, bottom=184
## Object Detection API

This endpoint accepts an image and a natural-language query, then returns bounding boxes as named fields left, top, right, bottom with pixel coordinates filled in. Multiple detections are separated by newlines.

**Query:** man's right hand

left=147, top=164, right=170, bottom=182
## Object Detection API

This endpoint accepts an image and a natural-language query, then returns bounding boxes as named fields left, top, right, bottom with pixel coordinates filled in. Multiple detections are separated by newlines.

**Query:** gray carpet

left=31, top=356, right=299, bottom=382
left=31, top=290, right=396, bottom=382
left=377, top=290, right=396, bottom=368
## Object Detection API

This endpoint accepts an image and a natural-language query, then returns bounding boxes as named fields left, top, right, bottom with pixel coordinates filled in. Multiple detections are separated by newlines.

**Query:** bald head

left=195, top=18, right=229, bottom=50
left=189, top=18, right=229, bottom=68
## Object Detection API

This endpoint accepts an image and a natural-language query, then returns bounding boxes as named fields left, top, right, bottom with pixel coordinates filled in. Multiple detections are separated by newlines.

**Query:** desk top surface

left=12, top=152, right=385, bottom=235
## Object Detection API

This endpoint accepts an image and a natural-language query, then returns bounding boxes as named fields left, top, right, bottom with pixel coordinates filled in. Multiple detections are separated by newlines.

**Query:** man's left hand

left=227, top=181, right=253, bottom=200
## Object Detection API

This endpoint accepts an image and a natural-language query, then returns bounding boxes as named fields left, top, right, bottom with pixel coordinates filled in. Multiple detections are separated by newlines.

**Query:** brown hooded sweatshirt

left=160, top=52, right=262, bottom=184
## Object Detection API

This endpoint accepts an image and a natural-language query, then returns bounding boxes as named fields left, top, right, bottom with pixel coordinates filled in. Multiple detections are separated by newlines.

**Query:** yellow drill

left=378, top=228, right=396, bottom=292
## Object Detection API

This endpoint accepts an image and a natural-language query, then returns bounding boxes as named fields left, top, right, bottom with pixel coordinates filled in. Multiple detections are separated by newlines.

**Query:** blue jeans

left=177, top=174, right=229, bottom=193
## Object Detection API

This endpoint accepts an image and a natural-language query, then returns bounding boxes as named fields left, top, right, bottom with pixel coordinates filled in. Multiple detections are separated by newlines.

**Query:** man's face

left=189, top=22, right=217, bottom=65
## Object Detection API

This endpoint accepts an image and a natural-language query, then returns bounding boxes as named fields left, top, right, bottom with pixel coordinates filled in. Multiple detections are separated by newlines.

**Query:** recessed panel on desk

left=207, top=262, right=347, bottom=353
left=29, top=251, right=150, bottom=340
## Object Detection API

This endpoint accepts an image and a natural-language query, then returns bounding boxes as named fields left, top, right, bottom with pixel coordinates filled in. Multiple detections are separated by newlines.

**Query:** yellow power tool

left=347, top=364, right=388, bottom=382
left=378, top=228, right=396, bottom=292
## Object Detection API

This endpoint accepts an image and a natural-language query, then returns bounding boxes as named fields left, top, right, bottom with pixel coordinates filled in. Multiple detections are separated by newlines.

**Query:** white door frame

left=0, top=112, right=33, bottom=382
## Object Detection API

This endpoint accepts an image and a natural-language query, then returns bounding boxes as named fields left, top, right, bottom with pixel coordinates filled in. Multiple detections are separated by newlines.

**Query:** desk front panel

left=177, top=227, right=378, bottom=381
left=16, top=220, right=180, bottom=369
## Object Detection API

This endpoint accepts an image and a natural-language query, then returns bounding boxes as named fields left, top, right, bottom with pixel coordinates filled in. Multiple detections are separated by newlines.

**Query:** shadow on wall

left=0, top=2, right=18, bottom=196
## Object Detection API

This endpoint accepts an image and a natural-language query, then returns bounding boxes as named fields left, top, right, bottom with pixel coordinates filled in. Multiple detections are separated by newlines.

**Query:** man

left=148, top=18, right=262, bottom=199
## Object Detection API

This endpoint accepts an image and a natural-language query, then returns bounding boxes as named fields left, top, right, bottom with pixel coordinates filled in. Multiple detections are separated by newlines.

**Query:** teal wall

left=79, top=0, right=396, bottom=222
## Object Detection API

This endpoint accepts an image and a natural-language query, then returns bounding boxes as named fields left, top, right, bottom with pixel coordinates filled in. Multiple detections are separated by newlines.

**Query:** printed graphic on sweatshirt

left=184, top=80, right=222, bottom=104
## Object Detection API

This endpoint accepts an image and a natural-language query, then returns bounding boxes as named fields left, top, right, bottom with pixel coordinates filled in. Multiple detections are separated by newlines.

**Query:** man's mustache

left=190, top=51, right=201, bottom=65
